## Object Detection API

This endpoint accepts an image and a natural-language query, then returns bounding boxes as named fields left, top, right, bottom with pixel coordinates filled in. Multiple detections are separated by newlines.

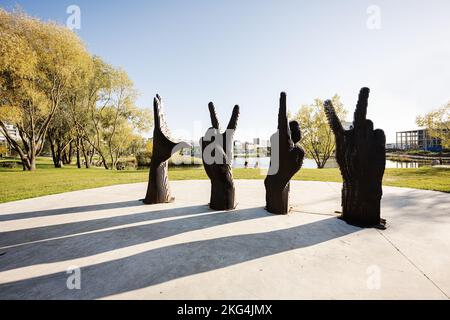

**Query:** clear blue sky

left=2, top=0, right=450, bottom=143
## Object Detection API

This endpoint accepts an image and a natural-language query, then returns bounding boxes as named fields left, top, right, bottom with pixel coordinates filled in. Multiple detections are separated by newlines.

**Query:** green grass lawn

left=0, top=158, right=449, bottom=203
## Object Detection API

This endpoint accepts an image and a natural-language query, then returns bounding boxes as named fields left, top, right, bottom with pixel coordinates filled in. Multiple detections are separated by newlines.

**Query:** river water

left=232, top=157, right=429, bottom=169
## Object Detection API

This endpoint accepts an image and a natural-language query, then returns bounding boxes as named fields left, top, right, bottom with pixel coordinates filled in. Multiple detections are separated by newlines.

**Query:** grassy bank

left=0, top=158, right=449, bottom=203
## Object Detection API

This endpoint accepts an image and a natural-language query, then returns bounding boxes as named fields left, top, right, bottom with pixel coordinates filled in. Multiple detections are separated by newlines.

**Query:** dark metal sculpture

left=200, top=102, right=240, bottom=210
left=143, top=95, right=190, bottom=204
left=264, top=92, right=305, bottom=215
left=324, top=87, right=386, bottom=228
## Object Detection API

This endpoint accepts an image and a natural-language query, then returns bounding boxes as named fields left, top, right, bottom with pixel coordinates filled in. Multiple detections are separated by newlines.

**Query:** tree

left=293, top=95, right=347, bottom=168
left=64, top=56, right=104, bottom=169
left=102, top=69, right=138, bottom=169
left=0, top=144, right=7, bottom=157
left=47, top=108, right=74, bottom=167
left=0, top=9, right=91, bottom=170
left=76, top=57, right=115, bottom=169
left=416, top=103, right=450, bottom=149
left=96, top=68, right=151, bottom=169
left=45, top=49, right=96, bottom=169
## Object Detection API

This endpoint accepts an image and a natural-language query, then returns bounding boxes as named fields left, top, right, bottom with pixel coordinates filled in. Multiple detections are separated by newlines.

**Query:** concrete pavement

left=0, top=180, right=449, bottom=299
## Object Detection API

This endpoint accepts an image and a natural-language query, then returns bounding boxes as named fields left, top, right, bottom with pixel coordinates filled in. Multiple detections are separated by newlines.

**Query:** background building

left=395, top=129, right=443, bottom=152
left=341, top=121, right=353, bottom=130
left=234, top=138, right=270, bottom=157
left=0, top=124, right=19, bottom=157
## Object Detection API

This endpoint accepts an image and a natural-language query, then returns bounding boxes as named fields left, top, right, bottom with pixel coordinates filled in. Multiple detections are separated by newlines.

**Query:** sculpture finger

left=354, top=87, right=370, bottom=126
left=289, top=120, right=301, bottom=144
left=323, top=99, right=344, bottom=137
left=226, top=105, right=240, bottom=130
left=153, top=95, right=161, bottom=130
left=278, top=92, right=288, bottom=131
left=171, top=141, right=192, bottom=156
left=374, top=129, right=386, bottom=147
left=276, top=91, right=293, bottom=150
left=156, top=94, right=162, bottom=104
left=208, top=102, right=220, bottom=129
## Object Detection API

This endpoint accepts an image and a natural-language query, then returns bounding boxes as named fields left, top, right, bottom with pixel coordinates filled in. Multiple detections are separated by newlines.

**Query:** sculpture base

left=339, top=215, right=386, bottom=229
left=142, top=197, right=175, bottom=205
left=340, top=184, right=384, bottom=228
left=143, top=162, right=173, bottom=205
left=209, top=180, right=236, bottom=211
left=265, top=180, right=290, bottom=215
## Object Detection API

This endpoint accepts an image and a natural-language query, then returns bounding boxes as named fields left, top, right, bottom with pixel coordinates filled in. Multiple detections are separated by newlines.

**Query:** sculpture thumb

left=171, top=141, right=192, bottom=156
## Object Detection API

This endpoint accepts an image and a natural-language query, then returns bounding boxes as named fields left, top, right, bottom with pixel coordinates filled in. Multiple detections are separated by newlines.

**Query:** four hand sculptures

left=264, top=92, right=305, bottom=214
left=143, top=94, right=190, bottom=204
left=200, top=102, right=240, bottom=210
left=324, top=88, right=386, bottom=228
left=143, top=88, right=387, bottom=229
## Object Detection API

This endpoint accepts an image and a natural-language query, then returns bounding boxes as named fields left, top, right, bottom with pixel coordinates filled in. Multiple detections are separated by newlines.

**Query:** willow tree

left=416, top=103, right=450, bottom=149
left=99, top=68, right=151, bottom=169
left=0, top=9, right=91, bottom=170
left=294, top=95, right=347, bottom=168
left=53, top=56, right=95, bottom=168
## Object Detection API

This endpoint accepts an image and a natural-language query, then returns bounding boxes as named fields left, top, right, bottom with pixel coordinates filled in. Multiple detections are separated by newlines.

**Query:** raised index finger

left=208, top=102, right=220, bottom=129
left=278, top=92, right=287, bottom=131
left=354, top=87, right=370, bottom=126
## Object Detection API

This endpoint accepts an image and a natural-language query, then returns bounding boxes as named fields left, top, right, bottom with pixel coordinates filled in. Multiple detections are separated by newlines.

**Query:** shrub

left=136, top=152, right=151, bottom=167
left=0, top=161, right=21, bottom=168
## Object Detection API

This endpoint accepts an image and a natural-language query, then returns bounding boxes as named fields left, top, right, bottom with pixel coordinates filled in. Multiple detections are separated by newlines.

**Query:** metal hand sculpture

left=143, top=95, right=190, bottom=204
left=264, top=92, right=305, bottom=215
left=200, top=102, right=240, bottom=210
left=324, top=87, right=386, bottom=228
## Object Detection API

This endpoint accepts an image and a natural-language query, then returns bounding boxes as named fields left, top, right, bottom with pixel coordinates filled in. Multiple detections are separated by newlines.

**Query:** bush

left=169, top=155, right=202, bottom=167
left=0, top=161, right=21, bottom=168
left=116, top=158, right=137, bottom=170
left=136, top=152, right=151, bottom=167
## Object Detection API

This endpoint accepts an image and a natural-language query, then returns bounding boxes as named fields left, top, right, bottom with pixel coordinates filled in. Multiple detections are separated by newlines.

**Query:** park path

left=0, top=180, right=449, bottom=299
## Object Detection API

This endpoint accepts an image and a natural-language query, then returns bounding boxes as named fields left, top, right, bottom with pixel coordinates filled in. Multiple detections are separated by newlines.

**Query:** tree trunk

left=88, top=146, right=94, bottom=168
left=29, top=154, right=36, bottom=171
left=62, top=150, right=69, bottom=165
left=49, top=137, right=62, bottom=168
left=101, top=154, right=109, bottom=170
left=20, top=155, right=31, bottom=171
left=76, top=138, right=81, bottom=169
left=67, top=142, right=73, bottom=164
left=82, top=141, right=91, bottom=169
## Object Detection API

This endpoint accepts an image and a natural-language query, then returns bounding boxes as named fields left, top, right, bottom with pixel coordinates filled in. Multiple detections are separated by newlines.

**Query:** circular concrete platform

left=0, top=180, right=449, bottom=299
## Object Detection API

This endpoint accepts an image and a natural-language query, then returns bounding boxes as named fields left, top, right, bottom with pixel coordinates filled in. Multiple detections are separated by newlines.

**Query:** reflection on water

left=232, top=157, right=431, bottom=169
